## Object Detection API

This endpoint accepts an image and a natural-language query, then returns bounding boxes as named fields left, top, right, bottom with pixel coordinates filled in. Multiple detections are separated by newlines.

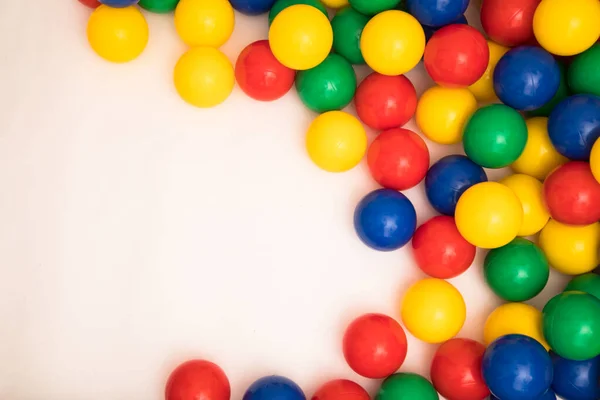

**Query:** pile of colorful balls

left=79, top=0, right=600, bottom=398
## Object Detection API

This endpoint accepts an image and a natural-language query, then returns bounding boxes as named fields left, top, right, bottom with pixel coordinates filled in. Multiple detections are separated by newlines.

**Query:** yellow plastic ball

left=484, top=303, right=550, bottom=350
left=87, top=5, right=149, bottom=63
left=175, top=0, right=235, bottom=48
left=269, top=5, right=333, bottom=70
left=174, top=47, right=235, bottom=108
left=321, top=0, right=349, bottom=8
left=533, top=0, right=600, bottom=56
left=401, top=278, right=466, bottom=344
left=591, top=139, right=600, bottom=184
left=468, top=40, right=509, bottom=102
left=455, top=182, right=523, bottom=249
left=500, top=174, right=550, bottom=237
left=511, top=117, right=568, bottom=181
left=415, top=86, right=477, bottom=145
left=306, top=111, right=367, bottom=172
left=360, top=10, right=425, bottom=76
left=539, top=220, right=600, bottom=275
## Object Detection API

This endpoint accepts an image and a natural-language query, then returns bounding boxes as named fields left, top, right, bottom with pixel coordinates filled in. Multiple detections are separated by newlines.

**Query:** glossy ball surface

left=468, top=40, right=509, bottom=102
left=528, top=62, right=570, bottom=118
left=311, top=380, right=369, bottom=400
left=551, top=353, right=600, bottom=400
left=243, top=376, right=305, bottom=400
left=343, top=313, right=408, bottom=379
left=569, top=44, right=600, bottom=97
left=565, top=273, right=600, bottom=300
left=229, top=0, right=276, bottom=15
left=139, top=0, right=179, bottom=13
left=500, top=174, right=549, bottom=236
left=99, top=0, right=139, bottom=6
left=484, top=303, right=549, bottom=350
left=480, top=0, right=540, bottom=47
left=593, top=139, right=600, bottom=183
left=174, top=0, right=234, bottom=48
left=349, top=0, right=399, bottom=15
left=354, top=189, right=416, bottom=251
left=165, top=360, right=230, bottom=400
left=331, top=7, right=369, bottom=65
left=425, top=155, right=487, bottom=216
left=405, top=0, right=469, bottom=27
left=79, top=0, right=101, bottom=8
left=539, top=220, right=599, bottom=275
left=268, top=0, right=327, bottom=23
left=376, top=373, right=438, bottom=400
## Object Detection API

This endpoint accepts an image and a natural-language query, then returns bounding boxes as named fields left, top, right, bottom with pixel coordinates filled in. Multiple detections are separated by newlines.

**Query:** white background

left=0, top=1, right=569, bottom=399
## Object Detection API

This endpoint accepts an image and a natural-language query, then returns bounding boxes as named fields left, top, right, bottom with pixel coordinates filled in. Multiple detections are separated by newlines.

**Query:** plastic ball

left=331, top=7, right=369, bottom=65
left=79, top=0, right=101, bottom=8
left=490, top=391, right=557, bottom=400
left=593, top=140, right=600, bottom=183
left=99, top=0, right=139, bottom=7
left=354, top=73, right=417, bottom=131
left=500, top=174, right=549, bottom=236
left=425, top=155, right=487, bottom=216
left=165, top=360, right=230, bottom=400
left=569, top=44, right=600, bottom=97
left=229, top=0, right=276, bottom=15
left=348, top=0, right=399, bottom=15
left=528, top=62, right=570, bottom=118
left=468, top=40, right=509, bottom=102
left=539, top=220, right=599, bottom=275
left=484, top=303, right=549, bottom=350
left=320, top=0, right=348, bottom=8
left=482, top=334, right=553, bottom=400
left=430, top=338, right=490, bottom=400
left=401, top=278, right=466, bottom=344
left=295, top=54, right=357, bottom=113
left=174, top=0, right=234, bottom=48
left=139, top=0, right=179, bottom=13
left=484, top=238, right=549, bottom=303
left=548, top=94, right=600, bottom=161
left=269, top=5, right=332, bottom=70
left=87, top=5, right=149, bottom=63
left=421, top=14, right=467, bottom=42
left=480, top=0, right=541, bottom=47
left=415, top=86, right=477, bottom=144
left=243, top=376, right=305, bottom=400
left=268, top=0, right=327, bottom=24
left=311, top=380, right=369, bottom=400
left=455, top=182, right=523, bottom=249
left=543, top=161, right=600, bottom=225
left=543, top=291, right=600, bottom=360
left=367, top=128, right=430, bottom=191
left=463, top=104, right=528, bottom=169
left=565, top=273, right=600, bottom=300
left=494, top=46, right=560, bottom=111
left=354, top=189, right=416, bottom=251
left=376, top=373, right=439, bottom=400
left=342, top=313, right=408, bottom=379
left=551, top=353, right=600, bottom=400
left=424, top=25, right=489, bottom=87
left=533, top=0, right=600, bottom=56
left=235, top=40, right=295, bottom=102
left=405, top=0, right=468, bottom=27
left=305, top=111, right=367, bottom=173
left=411, top=216, right=476, bottom=279
left=174, top=47, right=235, bottom=108
left=360, top=10, right=425, bottom=76
left=511, top=117, right=568, bottom=181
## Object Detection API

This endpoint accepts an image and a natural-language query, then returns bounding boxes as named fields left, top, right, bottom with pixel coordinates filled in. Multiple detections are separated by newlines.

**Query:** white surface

left=0, top=1, right=569, bottom=399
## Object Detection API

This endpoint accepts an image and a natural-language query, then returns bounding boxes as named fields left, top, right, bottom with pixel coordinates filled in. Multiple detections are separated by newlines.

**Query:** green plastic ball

left=484, top=238, right=549, bottom=302
left=565, top=273, right=600, bottom=300
left=568, top=44, right=600, bottom=97
left=349, top=0, right=400, bottom=15
left=463, top=104, right=527, bottom=169
left=527, top=62, right=569, bottom=117
left=268, top=0, right=328, bottom=24
left=295, top=54, right=357, bottom=113
left=542, top=291, right=600, bottom=361
left=331, top=7, right=369, bottom=65
left=139, top=0, right=179, bottom=12
left=376, top=373, right=439, bottom=400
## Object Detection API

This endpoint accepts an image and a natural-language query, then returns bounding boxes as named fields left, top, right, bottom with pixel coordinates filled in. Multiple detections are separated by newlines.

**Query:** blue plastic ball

left=548, top=94, right=600, bottom=160
left=243, top=376, right=305, bottom=400
left=354, top=189, right=417, bottom=251
left=483, top=334, right=553, bottom=400
left=494, top=46, right=561, bottom=111
left=99, top=0, right=140, bottom=7
left=422, top=15, right=468, bottom=41
left=425, top=155, right=487, bottom=216
left=406, top=0, right=469, bottom=27
left=229, top=0, right=276, bottom=15
left=491, top=389, right=556, bottom=400
left=551, top=352, right=600, bottom=400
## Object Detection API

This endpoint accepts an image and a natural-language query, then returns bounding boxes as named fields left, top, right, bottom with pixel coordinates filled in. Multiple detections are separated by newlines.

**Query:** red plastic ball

left=354, top=73, right=417, bottom=131
left=367, top=128, right=430, bottom=191
left=430, top=338, right=490, bottom=400
left=165, top=360, right=231, bottom=400
left=543, top=161, right=600, bottom=225
left=480, top=0, right=541, bottom=47
left=411, top=216, right=476, bottom=279
left=343, top=313, right=408, bottom=379
left=78, top=0, right=101, bottom=7
left=312, top=379, right=370, bottom=400
left=424, top=25, right=489, bottom=87
left=235, top=40, right=296, bottom=102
